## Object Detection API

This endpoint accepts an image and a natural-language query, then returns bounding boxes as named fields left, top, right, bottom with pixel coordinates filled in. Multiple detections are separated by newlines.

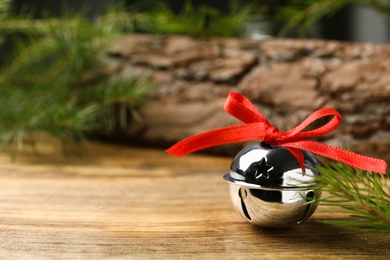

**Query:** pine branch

left=278, top=0, right=390, bottom=37
left=278, top=0, right=354, bottom=37
left=136, top=0, right=257, bottom=38
left=0, top=4, right=154, bottom=157
left=313, top=162, right=390, bottom=232
left=0, top=0, right=256, bottom=157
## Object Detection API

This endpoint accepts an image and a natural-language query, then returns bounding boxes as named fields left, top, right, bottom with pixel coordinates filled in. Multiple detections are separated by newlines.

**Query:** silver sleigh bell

left=224, top=142, right=321, bottom=228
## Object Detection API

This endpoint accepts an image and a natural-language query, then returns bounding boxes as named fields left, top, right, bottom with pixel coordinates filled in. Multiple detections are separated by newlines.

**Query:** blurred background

left=1, top=0, right=389, bottom=161
left=10, top=0, right=390, bottom=43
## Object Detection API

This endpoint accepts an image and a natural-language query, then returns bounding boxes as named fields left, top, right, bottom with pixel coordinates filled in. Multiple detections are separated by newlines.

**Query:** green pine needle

left=277, top=0, right=390, bottom=37
left=137, top=0, right=258, bottom=38
left=277, top=0, right=352, bottom=37
left=0, top=0, right=257, bottom=157
left=0, top=2, right=155, bottom=157
left=313, top=161, right=390, bottom=232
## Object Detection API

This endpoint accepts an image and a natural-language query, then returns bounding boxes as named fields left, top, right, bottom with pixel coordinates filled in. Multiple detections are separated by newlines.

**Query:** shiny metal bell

left=224, top=142, right=321, bottom=228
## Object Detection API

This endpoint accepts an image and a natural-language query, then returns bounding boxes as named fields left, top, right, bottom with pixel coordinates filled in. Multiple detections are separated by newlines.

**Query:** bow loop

left=167, top=92, right=387, bottom=174
left=224, top=92, right=271, bottom=124
left=287, top=108, right=342, bottom=138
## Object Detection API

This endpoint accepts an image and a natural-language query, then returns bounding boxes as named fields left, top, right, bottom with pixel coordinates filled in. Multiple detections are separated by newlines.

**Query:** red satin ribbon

left=166, top=92, right=387, bottom=174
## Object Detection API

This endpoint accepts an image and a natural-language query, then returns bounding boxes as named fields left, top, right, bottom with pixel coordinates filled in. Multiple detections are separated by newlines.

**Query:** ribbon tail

left=166, top=123, right=267, bottom=157
left=285, top=147, right=306, bottom=174
left=281, top=140, right=387, bottom=174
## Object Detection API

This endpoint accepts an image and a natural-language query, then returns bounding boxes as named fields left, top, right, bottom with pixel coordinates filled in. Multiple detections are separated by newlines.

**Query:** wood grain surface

left=0, top=141, right=389, bottom=259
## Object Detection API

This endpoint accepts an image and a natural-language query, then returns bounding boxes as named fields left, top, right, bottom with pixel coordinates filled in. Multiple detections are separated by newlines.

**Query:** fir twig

left=314, top=162, right=390, bottom=232
left=136, top=0, right=257, bottom=38
left=278, top=0, right=353, bottom=37
left=0, top=2, right=155, bottom=156
left=277, top=0, right=390, bottom=37
left=0, top=0, right=256, bottom=157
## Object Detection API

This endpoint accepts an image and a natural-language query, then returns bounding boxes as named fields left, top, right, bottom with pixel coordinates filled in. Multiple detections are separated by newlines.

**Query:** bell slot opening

left=298, top=191, right=315, bottom=224
left=239, top=187, right=252, bottom=221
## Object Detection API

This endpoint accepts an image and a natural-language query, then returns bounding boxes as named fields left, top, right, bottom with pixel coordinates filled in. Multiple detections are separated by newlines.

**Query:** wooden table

left=0, top=141, right=389, bottom=259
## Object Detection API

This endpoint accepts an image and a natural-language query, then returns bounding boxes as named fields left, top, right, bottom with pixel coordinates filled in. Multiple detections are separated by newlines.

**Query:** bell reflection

left=229, top=185, right=320, bottom=227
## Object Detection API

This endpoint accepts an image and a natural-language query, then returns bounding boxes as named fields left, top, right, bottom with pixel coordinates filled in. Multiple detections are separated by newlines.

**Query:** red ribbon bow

left=166, top=92, right=387, bottom=174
